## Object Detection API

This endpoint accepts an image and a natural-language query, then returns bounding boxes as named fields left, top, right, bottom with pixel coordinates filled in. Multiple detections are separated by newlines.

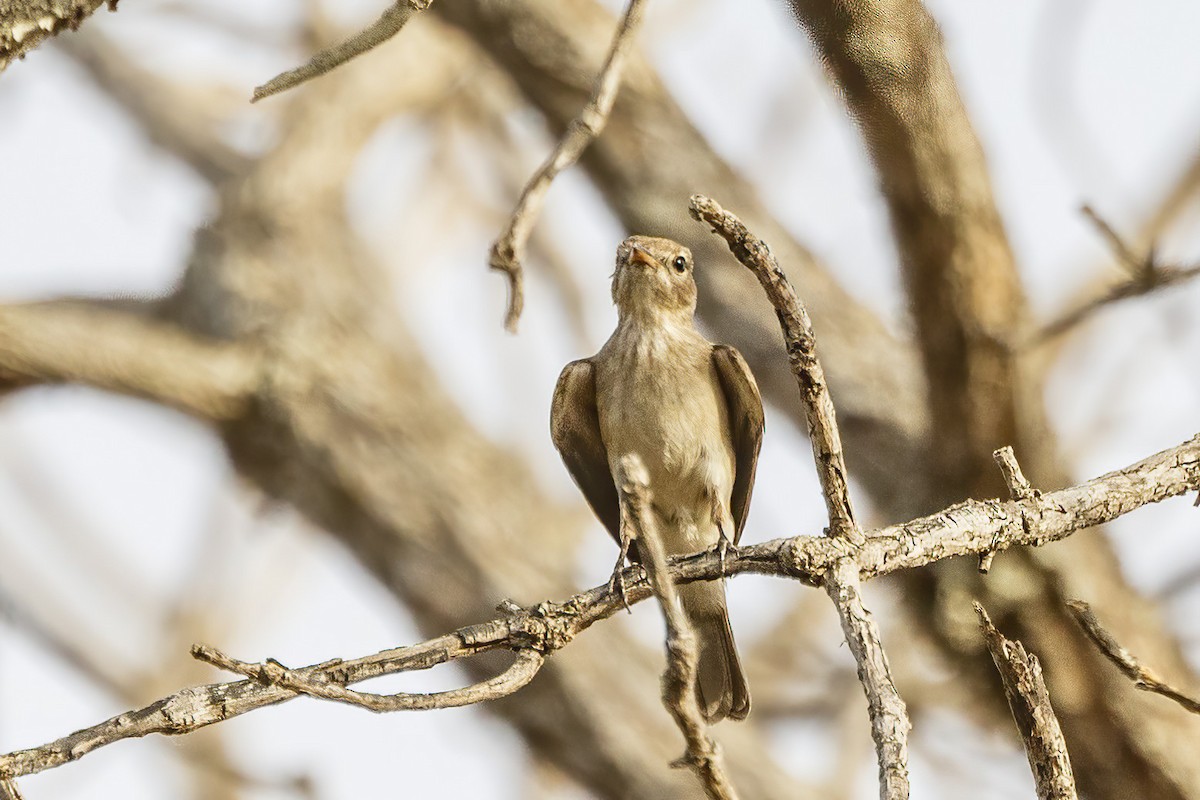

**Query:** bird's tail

left=678, top=581, right=750, bottom=722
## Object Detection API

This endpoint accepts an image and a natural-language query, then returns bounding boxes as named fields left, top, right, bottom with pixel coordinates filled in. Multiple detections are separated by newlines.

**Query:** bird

left=550, top=234, right=764, bottom=722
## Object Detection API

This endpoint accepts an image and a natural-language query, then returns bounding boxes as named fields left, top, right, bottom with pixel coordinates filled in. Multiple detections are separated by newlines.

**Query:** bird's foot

left=608, top=533, right=636, bottom=613
left=716, top=522, right=739, bottom=578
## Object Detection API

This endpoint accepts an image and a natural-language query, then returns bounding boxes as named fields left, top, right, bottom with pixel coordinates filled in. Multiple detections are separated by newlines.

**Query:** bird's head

left=611, top=235, right=697, bottom=322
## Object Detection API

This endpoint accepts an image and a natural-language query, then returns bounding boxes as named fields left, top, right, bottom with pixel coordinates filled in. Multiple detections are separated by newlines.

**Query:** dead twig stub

left=976, top=603, right=1078, bottom=800
left=980, top=446, right=1038, bottom=573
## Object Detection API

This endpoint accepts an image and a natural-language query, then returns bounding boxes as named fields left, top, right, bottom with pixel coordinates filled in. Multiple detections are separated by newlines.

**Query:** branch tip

left=251, top=0, right=433, bottom=102
left=689, top=194, right=864, bottom=547
left=1067, top=599, right=1200, bottom=715
left=488, top=0, right=648, bottom=332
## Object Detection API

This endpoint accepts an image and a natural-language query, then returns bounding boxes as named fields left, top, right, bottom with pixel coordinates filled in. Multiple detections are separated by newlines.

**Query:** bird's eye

left=673, top=255, right=687, bottom=273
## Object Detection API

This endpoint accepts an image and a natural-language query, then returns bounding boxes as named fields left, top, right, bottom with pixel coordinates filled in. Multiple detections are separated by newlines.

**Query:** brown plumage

left=550, top=235, right=764, bottom=721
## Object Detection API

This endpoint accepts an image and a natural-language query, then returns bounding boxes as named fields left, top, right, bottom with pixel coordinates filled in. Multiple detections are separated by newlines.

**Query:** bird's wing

left=711, top=345, right=765, bottom=544
left=550, top=359, right=622, bottom=543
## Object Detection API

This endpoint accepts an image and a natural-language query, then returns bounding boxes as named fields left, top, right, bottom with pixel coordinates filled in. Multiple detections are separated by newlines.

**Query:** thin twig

left=616, top=456, right=740, bottom=800
left=1081, top=205, right=1147, bottom=279
left=689, top=194, right=864, bottom=547
left=193, top=644, right=544, bottom=712
left=251, top=0, right=434, bottom=102
left=1066, top=600, right=1200, bottom=715
left=1034, top=264, right=1200, bottom=343
left=825, top=561, right=911, bottom=800
left=976, top=603, right=1078, bottom=800
left=489, top=0, right=649, bottom=332
left=1034, top=206, right=1200, bottom=344
left=690, top=194, right=910, bottom=799
left=980, top=446, right=1037, bottom=573
left=0, top=431, right=1196, bottom=780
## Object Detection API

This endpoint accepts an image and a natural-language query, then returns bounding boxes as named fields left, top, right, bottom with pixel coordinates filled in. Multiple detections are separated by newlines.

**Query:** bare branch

left=0, top=302, right=260, bottom=422
left=0, top=431, right=1196, bottom=780
left=691, top=193, right=910, bottom=797
left=252, top=0, right=434, bottom=102
left=193, top=644, right=544, bottom=713
left=1035, top=264, right=1200, bottom=344
left=0, top=615, right=548, bottom=780
left=689, top=194, right=863, bottom=547
left=1033, top=206, right=1200, bottom=344
left=825, top=562, right=911, bottom=800
left=0, top=0, right=111, bottom=71
left=0, top=778, right=22, bottom=800
left=976, top=603, right=1078, bottom=800
left=617, top=456, right=740, bottom=800
left=489, top=0, right=648, bottom=332
left=1067, top=600, right=1200, bottom=716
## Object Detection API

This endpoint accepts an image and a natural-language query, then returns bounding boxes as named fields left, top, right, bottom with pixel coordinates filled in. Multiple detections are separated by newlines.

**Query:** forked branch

left=0, top=431, right=1196, bottom=780
left=691, top=193, right=910, bottom=799
left=1035, top=205, right=1200, bottom=343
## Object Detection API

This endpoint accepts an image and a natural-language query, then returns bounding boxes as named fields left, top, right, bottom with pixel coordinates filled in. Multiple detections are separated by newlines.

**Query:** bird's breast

left=594, top=327, right=735, bottom=519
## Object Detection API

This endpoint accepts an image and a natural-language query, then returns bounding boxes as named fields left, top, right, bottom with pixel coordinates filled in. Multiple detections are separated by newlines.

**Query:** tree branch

left=1033, top=206, right=1200, bottom=344
left=690, top=193, right=910, bottom=798
left=193, top=643, right=545, bottom=713
left=689, top=195, right=862, bottom=546
left=0, top=431, right=1196, bottom=781
left=252, top=0, right=434, bottom=102
left=825, top=562, right=911, bottom=800
left=0, top=0, right=111, bottom=71
left=785, top=5, right=1200, bottom=795
left=976, top=603, right=1078, bottom=800
left=0, top=302, right=260, bottom=421
left=617, top=455, right=740, bottom=800
left=1067, top=600, right=1200, bottom=716
left=489, top=0, right=647, bottom=332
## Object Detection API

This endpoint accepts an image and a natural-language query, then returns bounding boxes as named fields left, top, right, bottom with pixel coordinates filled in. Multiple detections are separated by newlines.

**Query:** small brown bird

left=551, top=235, right=764, bottom=722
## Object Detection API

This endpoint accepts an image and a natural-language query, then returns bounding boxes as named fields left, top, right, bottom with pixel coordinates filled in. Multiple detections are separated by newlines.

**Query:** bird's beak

left=627, top=244, right=659, bottom=269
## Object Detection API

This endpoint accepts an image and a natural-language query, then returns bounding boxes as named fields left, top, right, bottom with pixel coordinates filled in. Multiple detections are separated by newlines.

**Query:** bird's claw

left=608, top=565, right=632, bottom=613
left=609, top=533, right=636, bottom=613
left=716, top=522, right=738, bottom=577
